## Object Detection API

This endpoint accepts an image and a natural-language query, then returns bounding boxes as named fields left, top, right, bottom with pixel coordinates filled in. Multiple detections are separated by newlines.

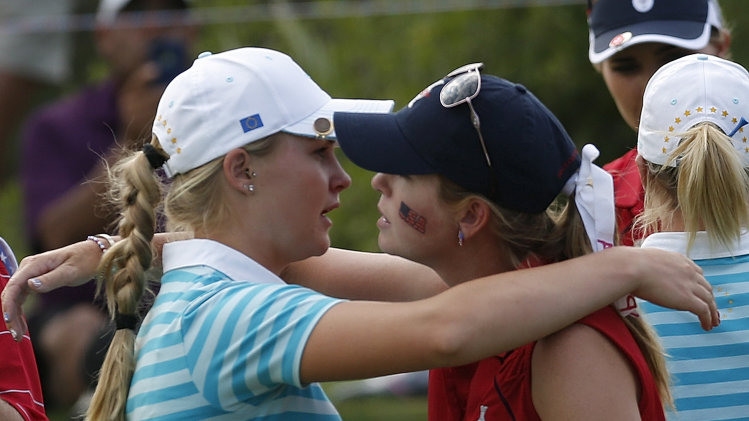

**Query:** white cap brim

left=283, top=98, right=395, bottom=140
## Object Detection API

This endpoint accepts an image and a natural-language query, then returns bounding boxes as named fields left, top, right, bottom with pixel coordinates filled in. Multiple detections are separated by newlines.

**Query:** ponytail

left=86, top=138, right=166, bottom=421
left=639, top=122, right=749, bottom=253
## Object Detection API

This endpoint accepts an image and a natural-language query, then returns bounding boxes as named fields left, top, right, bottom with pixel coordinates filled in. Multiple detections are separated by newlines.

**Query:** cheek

left=602, top=72, right=644, bottom=129
left=398, top=201, right=428, bottom=234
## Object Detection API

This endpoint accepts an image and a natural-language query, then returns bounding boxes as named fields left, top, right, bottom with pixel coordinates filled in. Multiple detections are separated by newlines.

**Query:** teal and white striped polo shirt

left=126, top=238, right=344, bottom=420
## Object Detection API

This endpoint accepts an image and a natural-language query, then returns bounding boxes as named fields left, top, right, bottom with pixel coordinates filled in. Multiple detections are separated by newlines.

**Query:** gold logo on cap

left=314, top=117, right=334, bottom=139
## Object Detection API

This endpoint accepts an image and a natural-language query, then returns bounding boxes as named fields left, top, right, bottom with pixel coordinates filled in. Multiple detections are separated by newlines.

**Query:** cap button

left=697, top=54, right=708, bottom=61
left=197, top=51, right=213, bottom=59
left=514, top=84, right=527, bottom=94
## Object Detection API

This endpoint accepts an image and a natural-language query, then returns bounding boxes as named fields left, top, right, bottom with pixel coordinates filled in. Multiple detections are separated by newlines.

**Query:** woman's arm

left=299, top=246, right=717, bottom=383
left=3, top=244, right=715, bottom=345
left=282, top=248, right=448, bottom=301
left=0, top=232, right=186, bottom=340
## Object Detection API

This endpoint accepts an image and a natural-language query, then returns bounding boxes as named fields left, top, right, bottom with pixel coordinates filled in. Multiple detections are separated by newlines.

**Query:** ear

left=457, top=198, right=492, bottom=240
left=715, top=30, right=732, bottom=59
left=223, top=148, right=253, bottom=193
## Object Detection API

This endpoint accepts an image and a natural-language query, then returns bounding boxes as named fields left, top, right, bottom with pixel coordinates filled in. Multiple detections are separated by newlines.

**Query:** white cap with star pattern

left=638, top=53, right=749, bottom=167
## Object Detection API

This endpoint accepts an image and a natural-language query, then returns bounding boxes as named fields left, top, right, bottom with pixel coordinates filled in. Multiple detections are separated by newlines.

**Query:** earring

left=243, top=169, right=256, bottom=193
left=458, top=230, right=464, bottom=247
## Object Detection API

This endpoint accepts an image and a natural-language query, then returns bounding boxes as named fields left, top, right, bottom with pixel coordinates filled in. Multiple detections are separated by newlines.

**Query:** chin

left=377, top=240, right=404, bottom=259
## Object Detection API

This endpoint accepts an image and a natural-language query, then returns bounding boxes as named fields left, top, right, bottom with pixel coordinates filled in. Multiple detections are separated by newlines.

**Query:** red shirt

left=603, top=148, right=644, bottom=246
left=0, top=258, right=48, bottom=420
left=427, top=306, right=665, bottom=421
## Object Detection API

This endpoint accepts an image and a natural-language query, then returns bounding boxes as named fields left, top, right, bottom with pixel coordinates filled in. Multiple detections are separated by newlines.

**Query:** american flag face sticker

left=399, top=201, right=426, bottom=234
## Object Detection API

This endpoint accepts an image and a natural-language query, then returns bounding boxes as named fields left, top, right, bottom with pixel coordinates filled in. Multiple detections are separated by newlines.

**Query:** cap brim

left=284, top=98, right=394, bottom=140
left=589, top=21, right=712, bottom=64
left=333, top=111, right=435, bottom=175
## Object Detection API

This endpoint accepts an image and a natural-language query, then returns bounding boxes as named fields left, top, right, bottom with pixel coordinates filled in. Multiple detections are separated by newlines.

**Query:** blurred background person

left=586, top=0, right=731, bottom=246
left=19, top=0, right=197, bottom=415
left=0, top=0, right=74, bottom=184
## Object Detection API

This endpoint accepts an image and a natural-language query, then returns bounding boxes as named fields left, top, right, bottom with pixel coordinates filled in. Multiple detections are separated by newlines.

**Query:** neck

left=659, top=209, right=687, bottom=232
left=432, top=235, right=514, bottom=287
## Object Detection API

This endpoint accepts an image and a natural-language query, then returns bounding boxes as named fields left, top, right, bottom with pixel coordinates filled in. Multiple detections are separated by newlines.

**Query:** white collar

left=640, top=230, right=749, bottom=260
left=162, top=238, right=285, bottom=285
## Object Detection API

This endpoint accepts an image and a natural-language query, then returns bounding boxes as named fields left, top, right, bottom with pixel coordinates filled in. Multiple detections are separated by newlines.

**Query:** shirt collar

left=640, top=230, right=749, bottom=260
left=162, top=238, right=285, bottom=285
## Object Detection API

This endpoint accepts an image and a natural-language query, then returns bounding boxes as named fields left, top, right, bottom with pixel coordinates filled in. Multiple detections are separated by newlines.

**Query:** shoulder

left=24, top=81, right=117, bottom=136
left=533, top=321, right=626, bottom=370
left=531, top=319, right=640, bottom=419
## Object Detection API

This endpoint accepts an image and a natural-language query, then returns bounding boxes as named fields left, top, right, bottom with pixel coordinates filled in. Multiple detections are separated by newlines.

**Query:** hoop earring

left=458, top=230, right=464, bottom=247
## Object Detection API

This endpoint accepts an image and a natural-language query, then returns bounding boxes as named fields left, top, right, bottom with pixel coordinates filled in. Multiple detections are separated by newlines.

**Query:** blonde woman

left=635, top=53, right=749, bottom=420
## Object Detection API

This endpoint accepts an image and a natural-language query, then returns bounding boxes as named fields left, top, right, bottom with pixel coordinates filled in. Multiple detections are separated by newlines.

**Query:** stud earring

left=243, top=184, right=255, bottom=193
left=458, top=230, right=464, bottom=247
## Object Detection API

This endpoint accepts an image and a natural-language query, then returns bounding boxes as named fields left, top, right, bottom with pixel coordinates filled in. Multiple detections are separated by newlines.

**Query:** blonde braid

left=86, top=139, right=165, bottom=421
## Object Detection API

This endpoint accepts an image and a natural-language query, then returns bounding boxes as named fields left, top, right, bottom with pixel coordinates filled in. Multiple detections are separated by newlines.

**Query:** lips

left=322, top=202, right=340, bottom=216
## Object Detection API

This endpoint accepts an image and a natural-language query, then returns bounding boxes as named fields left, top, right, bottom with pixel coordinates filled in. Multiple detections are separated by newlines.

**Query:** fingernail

left=31, top=278, right=42, bottom=289
left=10, top=328, right=19, bottom=341
left=3, top=312, right=9, bottom=323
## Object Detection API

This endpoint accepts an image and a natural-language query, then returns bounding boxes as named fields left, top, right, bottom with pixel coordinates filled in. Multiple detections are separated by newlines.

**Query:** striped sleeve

left=183, top=282, right=340, bottom=409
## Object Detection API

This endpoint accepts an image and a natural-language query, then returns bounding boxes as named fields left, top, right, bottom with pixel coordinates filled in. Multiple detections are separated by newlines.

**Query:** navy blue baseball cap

left=334, top=72, right=581, bottom=214
left=588, top=0, right=723, bottom=64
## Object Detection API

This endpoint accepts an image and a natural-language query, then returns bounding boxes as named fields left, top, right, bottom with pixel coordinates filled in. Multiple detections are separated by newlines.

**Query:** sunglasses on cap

left=439, top=62, right=492, bottom=167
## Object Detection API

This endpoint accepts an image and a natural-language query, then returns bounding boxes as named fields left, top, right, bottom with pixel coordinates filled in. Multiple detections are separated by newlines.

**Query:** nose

left=370, top=172, right=390, bottom=194
left=331, top=160, right=352, bottom=193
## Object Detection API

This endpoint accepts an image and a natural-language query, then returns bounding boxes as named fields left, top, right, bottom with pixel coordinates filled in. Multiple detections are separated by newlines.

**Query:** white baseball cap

left=153, top=47, right=394, bottom=177
left=638, top=53, right=749, bottom=167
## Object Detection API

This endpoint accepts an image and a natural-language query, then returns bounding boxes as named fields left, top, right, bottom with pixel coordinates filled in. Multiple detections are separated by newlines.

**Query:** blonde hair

left=438, top=175, right=674, bottom=408
left=86, top=134, right=278, bottom=421
left=637, top=122, right=749, bottom=253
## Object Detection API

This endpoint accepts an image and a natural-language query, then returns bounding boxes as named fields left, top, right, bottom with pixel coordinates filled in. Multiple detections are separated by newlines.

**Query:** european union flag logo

left=240, top=114, right=264, bottom=133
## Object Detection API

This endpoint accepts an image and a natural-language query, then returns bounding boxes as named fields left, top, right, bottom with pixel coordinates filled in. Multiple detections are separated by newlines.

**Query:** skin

left=214, top=133, right=350, bottom=275
left=599, top=40, right=730, bottom=132
left=370, top=173, right=513, bottom=285
left=0, top=400, right=23, bottom=421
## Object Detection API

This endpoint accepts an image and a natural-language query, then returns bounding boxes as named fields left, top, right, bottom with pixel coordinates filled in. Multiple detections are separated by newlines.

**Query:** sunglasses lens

left=440, top=72, right=480, bottom=107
